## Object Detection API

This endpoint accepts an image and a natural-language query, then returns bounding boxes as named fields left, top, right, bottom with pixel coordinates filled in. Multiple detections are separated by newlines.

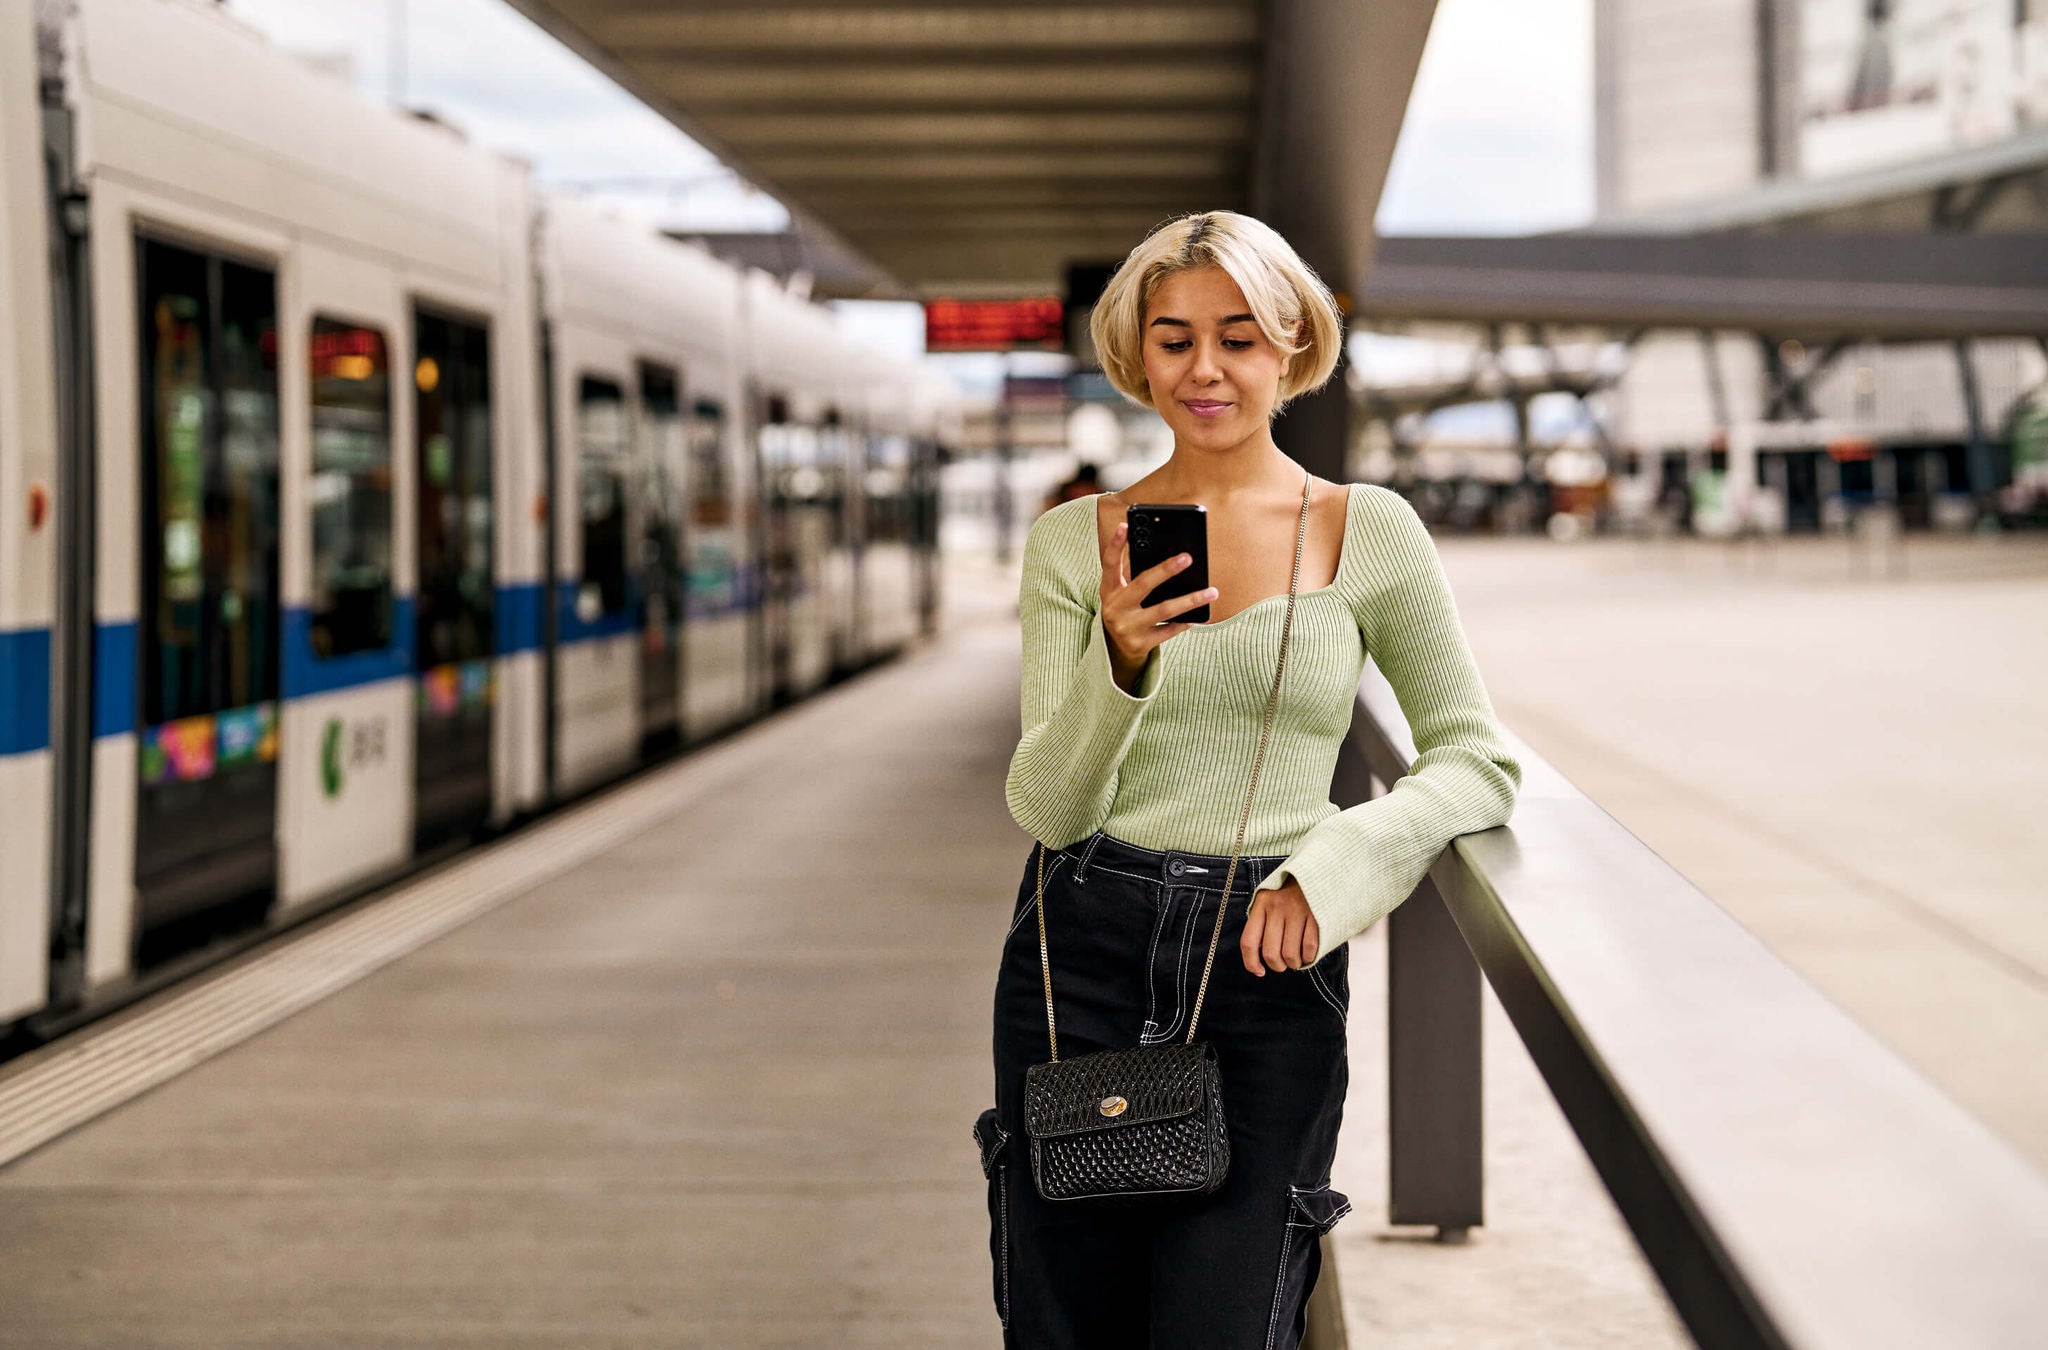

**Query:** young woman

left=976, top=211, right=1522, bottom=1347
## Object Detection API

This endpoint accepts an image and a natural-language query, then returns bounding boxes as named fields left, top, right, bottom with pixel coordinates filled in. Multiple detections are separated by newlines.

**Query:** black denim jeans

left=976, top=831, right=1352, bottom=1348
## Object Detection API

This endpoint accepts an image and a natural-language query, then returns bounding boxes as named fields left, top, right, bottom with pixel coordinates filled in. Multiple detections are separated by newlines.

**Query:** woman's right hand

left=1099, top=521, right=1218, bottom=693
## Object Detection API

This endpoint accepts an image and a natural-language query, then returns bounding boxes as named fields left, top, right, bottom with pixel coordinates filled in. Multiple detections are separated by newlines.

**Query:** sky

left=1379, top=0, right=1595, bottom=235
left=220, top=0, right=1595, bottom=237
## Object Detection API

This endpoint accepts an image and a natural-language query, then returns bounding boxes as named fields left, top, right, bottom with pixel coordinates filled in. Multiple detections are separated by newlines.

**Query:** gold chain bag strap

left=1021, top=469, right=1313, bottom=1206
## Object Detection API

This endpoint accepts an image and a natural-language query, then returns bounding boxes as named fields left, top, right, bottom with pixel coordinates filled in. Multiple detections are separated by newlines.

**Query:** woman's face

left=1140, top=264, right=1293, bottom=451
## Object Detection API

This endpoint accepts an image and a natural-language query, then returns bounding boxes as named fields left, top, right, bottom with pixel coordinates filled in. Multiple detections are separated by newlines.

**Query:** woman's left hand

left=1241, top=882, right=1321, bottom=975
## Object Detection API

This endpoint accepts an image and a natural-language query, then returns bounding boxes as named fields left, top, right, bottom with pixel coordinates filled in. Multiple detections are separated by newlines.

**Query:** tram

left=0, top=0, right=953, bottom=1043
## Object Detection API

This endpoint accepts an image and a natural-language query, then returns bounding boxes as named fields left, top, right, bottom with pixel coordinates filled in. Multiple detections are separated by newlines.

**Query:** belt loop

left=1074, top=831, right=1106, bottom=884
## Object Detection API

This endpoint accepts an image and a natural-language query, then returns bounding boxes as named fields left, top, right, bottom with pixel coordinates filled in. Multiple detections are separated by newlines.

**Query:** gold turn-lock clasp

left=1098, top=1095, right=1128, bottom=1117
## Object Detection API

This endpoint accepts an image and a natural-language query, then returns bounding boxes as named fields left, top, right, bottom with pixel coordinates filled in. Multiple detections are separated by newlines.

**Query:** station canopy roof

left=503, top=1, right=1436, bottom=300
left=1356, top=134, right=2048, bottom=340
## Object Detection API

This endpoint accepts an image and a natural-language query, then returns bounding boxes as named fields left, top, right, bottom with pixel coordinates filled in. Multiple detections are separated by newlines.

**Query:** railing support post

left=1329, top=730, right=1485, bottom=1238
left=1388, top=868, right=1484, bottom=1237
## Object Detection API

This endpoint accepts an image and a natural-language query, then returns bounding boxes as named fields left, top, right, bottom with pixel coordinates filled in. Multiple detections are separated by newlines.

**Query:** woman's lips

left=1182, top=399, right=1233, bottom=418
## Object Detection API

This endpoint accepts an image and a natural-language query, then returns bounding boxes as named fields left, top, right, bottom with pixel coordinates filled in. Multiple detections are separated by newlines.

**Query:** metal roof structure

left=1586, top=128, right=2048, bottom=237
left=1355, top=233, right=2048, bottom=340
left=501, top=0, right=1439, bottom=299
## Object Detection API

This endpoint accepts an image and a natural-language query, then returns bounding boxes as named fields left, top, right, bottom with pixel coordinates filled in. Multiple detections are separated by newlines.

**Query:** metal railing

left=1310, top=663, right=2048, bottom=1349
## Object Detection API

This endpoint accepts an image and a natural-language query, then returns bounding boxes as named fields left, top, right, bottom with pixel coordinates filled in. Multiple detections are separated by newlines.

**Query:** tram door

left=134, top=238, right=282, bottom=952
left=636, top=362, right=683, bottom=751
left=757, top=393, right=794, bottom=704
left=412, top=309, right=494, bottom=850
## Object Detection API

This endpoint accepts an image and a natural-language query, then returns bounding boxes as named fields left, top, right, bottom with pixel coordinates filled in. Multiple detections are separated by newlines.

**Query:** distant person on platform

left=1045, top=462, right=1105, bottom=513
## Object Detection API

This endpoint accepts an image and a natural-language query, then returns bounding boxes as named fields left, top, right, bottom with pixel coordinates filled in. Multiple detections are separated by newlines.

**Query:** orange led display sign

left=925, top=297, right=1064, bottom=352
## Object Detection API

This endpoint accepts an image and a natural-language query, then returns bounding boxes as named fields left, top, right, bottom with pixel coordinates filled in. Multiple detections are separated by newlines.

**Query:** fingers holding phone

left=1099, top=505, right=1215, bottom=693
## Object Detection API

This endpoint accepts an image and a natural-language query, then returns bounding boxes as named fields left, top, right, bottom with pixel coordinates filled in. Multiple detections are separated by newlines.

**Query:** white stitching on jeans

left=1061, top=855, right=1282, bottom=894
left=1008, top=854, right=1068, bottom=939
left=1268, top=1184, right=1349, bottom=1348
left=1145, top=887, right=1201, bottom=1043
left=1074, top=831, right=1107, bottom=882
left=1289, top=1181, right=1353, bottom=1228
left=1146, top=893, right=1196, bottom=1048
left=1265, top=1217, right=1296, bottom=1350
left=1308, top=965, right=1347, bottom=1022
left=1140, top=884, right=1171, bottom=1037
left=996, top=1166, right=1011, bottom=1327
left=1068, top=858, right=1153, bottom=885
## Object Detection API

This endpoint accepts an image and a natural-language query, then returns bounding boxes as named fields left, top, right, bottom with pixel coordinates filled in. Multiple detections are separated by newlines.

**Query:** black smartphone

left=1125, top=503, right=1211, bottom=623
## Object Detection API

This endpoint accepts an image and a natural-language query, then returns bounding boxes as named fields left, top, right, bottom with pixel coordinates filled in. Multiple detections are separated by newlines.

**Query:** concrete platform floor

left=2, top=614, right=1049, bottom=1345
left=1441, top=528, right=2048, bottom=1173
left=3, top=526, right=2038, bottom=1346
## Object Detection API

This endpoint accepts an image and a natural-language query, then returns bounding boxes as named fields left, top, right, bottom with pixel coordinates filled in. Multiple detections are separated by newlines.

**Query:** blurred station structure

left=1349, top=0, right=2048, bottom=540
left=515, top=0, right=2048, bottom=549
left=4, top=2, right=2048, bottom=1348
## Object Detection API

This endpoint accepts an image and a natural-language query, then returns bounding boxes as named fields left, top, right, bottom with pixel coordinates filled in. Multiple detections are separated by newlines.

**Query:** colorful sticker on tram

left=217, top=704, right=278, bottom=768
left=460, top=659, right=492, bottom=706
left=140, top=703, right=279, bottom=786
left=418, top=660, right=494, bottom=718
left=140, top=714, right=216, bottom=786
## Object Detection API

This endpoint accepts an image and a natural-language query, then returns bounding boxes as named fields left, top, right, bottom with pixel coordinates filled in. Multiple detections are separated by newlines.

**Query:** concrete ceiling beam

left=817, top=209, right=1190, bottom=234
left=588, top=5, right=1257, bottom=54
left=755, top=148, right=1244, bottom=182
left=637, top=58, right=1257, bottom=109
left=794, top=182, right=1233, bottom=209
left=691, top=110, right=1248, bottom=149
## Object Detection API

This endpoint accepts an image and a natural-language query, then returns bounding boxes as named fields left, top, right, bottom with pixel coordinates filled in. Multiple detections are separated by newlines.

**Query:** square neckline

left=1094, top=482, right=1357, bottom=630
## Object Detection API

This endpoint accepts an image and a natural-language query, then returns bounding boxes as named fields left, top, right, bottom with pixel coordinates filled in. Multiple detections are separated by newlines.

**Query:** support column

left=1253, top=0, right=1437, bottom=488
left=1955, top=339, right=1993, bottom=507
left=1280, top=337, right=1352, bottom=483
left=993, top=352, right=1015, bottom=563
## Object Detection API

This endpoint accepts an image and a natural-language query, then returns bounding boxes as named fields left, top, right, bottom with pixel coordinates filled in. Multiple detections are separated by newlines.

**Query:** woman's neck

left=1151, top=431, right=1300, bottom=503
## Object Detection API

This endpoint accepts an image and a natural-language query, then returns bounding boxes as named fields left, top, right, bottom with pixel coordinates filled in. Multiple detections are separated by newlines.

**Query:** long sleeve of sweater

left=1254, top=492, right=1522, bottom=950
left=1005, top=507, right=1166, bottom=847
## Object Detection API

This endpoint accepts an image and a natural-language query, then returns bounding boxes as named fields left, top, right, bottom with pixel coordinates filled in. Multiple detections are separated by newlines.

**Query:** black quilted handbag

left=1022, top=470, right=1313, bottom=1207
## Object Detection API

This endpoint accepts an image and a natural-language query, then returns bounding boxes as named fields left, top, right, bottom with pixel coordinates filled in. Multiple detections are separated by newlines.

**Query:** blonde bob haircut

left=1089, top=210, right=1344, bottom=414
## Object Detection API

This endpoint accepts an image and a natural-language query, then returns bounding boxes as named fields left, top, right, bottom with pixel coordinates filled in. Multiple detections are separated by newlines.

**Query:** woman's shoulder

left=1343, top=482, right=1431, bottom=556
left=1332, top=484, right=1438, bottom=626
left=1022, top=494, right=1108, bottom=588
left=1029, top=493, right=1108, bottom=548
left=1345, top=481, right=1417, bottom=524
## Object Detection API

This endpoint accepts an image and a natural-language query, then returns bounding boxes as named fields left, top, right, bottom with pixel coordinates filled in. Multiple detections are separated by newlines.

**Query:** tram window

left=637, top=363, right=684, bottom=610
left=138, top=237, right=282, bottom=726
left=218, top=263, right=282, bottom=702
left=867, top=433, right=913, bottom=545
left=415, top=310, right=493, bottom=668
left=639, top=363, right=683, bottom=554
left=688, top=398, right=729, bottom=526
left=819, top=414, right=850, bottom=546
left=577, top=376, right=629, bottom=617
left=308, top=317, right=394, bottom=657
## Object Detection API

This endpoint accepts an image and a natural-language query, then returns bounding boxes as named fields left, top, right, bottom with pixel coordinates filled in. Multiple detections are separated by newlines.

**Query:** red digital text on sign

left=924, top=297, right=1065, bottom=352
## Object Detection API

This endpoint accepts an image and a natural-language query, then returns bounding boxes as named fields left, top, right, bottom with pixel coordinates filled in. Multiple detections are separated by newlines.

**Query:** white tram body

left=60, top=0, right=541, bottom=973
left=0, top=0, right=60, bottom=1021
left=0, top=0, right=953, bottom=1036
left=536, top=193, right=751, bottom=791
left=744, top=273, right=848, bottom=703
left=853, top=346, right=923, bottom=662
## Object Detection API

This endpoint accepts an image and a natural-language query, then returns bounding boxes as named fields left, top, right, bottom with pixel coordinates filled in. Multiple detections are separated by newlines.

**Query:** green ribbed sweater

left=1005, top=483, right=1522, bottom=952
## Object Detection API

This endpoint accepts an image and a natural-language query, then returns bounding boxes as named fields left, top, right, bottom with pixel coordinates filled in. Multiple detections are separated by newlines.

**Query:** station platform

left=11, top=526, right=2046, bottom=1347
left=0, top=551, right=1686, bottom=1347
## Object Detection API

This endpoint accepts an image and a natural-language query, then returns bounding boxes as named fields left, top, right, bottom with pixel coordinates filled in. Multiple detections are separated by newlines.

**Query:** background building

left=1597, top=0, right=2048, bottom=529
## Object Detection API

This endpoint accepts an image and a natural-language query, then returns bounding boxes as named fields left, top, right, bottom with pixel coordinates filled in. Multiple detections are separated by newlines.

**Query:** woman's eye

left=1160, top=341, right=1190, bottom=351
left=1158, top=340, right=1254, bottom=352
left=1223, top=339, right=1253, bottom=349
